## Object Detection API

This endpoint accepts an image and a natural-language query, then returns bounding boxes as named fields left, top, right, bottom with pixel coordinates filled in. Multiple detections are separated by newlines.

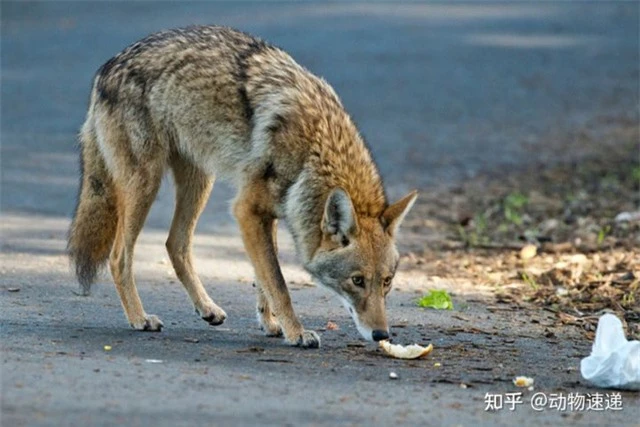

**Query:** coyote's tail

left=67, top=123, right=118, bottom=295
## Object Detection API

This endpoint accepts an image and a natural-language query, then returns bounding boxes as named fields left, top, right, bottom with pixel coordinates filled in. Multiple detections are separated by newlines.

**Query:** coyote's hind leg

left=166, top=155, right=227, bottom=326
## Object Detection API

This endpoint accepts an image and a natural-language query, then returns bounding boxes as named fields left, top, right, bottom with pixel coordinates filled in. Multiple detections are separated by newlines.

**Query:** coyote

left=68, top=26, right=417, bottom=348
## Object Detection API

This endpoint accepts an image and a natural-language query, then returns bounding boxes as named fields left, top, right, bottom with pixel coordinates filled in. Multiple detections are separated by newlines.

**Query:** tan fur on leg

left=166, top=155, right=227, bottom=325
left=256, top=219, right=282, bottom=336
left=108, top=153, right=164, bottom=331
left=234, top=185, right=319, bottom=348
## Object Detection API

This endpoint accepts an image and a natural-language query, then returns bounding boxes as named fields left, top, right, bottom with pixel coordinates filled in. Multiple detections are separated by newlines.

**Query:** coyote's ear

left=322, top=188, right=358, bottom=243
left=382, top=190, right=418, bottom=236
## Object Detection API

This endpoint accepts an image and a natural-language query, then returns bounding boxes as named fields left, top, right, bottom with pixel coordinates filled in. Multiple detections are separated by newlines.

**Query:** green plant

left=497, top=223, right=509, bottom=233
left=503, top=192, right=529, bottom=226
left=456, top=212, right=488, bottom=247
left=622, top=292, right=636, bottom=307
left=520, top=271, right=539, bottom=290
left=456, top=224, right=470, bottom=244
left=601, top=173, right=620, bottom=188
left=597, top=225, right=611, bottom=246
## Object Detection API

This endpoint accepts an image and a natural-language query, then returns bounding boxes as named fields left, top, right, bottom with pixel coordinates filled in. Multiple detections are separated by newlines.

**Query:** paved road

left=1, top=2, right=639, bottom=426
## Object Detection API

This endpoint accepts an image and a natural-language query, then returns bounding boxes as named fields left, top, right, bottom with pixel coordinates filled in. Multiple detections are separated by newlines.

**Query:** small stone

left=520, top=244, right=537, bottom=260
left=615, top=211, right=640, bottom=222
left=618, top=272, right=635, bottom=282
left=389, top=372, right=398, bottom=380
left=434, top=362, right=442, bottom=368
left=569, top=253, right=588, bottom=264
left=540, top=218, right=559, bottom=233
left=103, top=345, right=112, bottom=351
left=460, top=383, right=468, bottom=389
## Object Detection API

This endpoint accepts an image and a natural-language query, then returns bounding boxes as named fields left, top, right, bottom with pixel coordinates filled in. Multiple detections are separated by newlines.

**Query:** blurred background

left=2, top=2, right=638, bottom=225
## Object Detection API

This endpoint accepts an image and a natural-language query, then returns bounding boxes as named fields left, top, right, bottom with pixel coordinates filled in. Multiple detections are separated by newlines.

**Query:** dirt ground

left=2, top=2, right=639, bottom=426
left=403, top=119, right=640, bottom=341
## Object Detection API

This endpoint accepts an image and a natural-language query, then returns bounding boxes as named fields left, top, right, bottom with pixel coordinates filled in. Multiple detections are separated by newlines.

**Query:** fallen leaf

left=417, top=290, right=454, bottom=310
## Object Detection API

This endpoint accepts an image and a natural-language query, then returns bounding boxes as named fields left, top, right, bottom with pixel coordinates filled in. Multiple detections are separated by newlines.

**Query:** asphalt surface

left=1, top=2, right=639, bottom=426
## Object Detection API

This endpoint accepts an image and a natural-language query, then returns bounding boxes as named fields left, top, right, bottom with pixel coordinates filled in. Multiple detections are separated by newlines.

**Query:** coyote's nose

left=372, top=329, right=389, bottom=342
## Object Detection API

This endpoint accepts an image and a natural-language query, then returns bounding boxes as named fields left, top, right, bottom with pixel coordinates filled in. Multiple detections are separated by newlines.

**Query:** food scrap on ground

left=379, top=340, right=434, bottom=359
left=326, top=321, right=339, bottom=330
left=513, top=376, right=535, bottom=388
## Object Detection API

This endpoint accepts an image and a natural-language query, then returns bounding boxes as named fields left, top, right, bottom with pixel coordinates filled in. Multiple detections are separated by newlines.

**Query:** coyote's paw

left=257, top=308, right=283, bottom=337
left=260, top=321, right=283, bottom=337
left=196, top=303, right=227, bottom=326
left=288, top=330, right=320, bottom=349
left=72, top=285, right=90, bottom=297
left=131, top=314, right=164, bottom=332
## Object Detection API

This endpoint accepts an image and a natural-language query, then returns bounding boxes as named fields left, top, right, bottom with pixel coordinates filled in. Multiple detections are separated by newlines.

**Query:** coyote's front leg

left=233, top=187, right=320, bottom=348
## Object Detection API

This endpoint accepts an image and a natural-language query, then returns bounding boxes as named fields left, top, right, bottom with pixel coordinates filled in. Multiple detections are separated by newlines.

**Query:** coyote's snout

left=68, top=26, right=416, bottom=347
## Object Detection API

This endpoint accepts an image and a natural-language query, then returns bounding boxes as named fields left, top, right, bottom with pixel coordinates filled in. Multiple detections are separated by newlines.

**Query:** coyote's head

left=306, top=188, right=417, bottom=342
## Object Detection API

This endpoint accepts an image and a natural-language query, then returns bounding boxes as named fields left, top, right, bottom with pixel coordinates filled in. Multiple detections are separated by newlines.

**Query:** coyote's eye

left=383, top=277, right=392, bottom=287
left=352, top=276, right=365, bottom=288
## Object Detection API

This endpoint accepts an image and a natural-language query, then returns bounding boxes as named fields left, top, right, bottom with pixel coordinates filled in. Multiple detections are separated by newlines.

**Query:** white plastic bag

left=580, top=313, right=640, bottom=390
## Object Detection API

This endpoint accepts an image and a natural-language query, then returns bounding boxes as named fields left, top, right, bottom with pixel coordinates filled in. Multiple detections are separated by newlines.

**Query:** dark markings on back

left=267, top=114, right=287, bottom=136
left=262, top=161, right=276, bottom=181
left=94, top=25, right=271, bottom=127
left=235, top=39, right=269, bottom=123
left=95, top=57, right=120, bottom=106
left=89, top=176, right=105, bottom=197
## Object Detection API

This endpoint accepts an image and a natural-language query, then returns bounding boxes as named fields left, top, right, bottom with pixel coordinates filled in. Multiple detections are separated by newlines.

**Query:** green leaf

left=503, top=192, right=528, bottom=225
left=417, top=290, right=454, bottom=310
left=504, top=192, right=529, bottom=210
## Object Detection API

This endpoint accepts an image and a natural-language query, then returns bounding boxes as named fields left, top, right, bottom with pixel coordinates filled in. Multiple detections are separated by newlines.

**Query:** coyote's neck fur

left=304, top=107, right=387, bottom=218
left=244, top=47, right=387, bottom=263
